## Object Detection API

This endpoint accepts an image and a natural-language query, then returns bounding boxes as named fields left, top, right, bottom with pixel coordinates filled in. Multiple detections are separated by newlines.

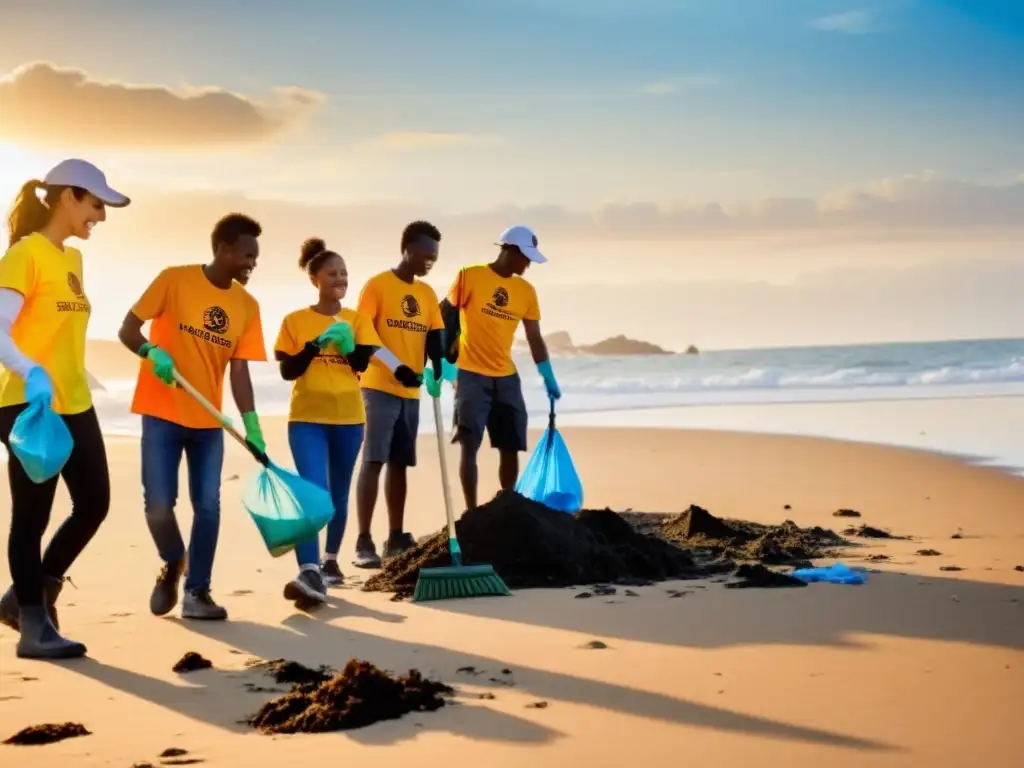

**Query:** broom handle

left=171, top=370, right=270, bottom=466
left=431, top=394, right=458, bottom=540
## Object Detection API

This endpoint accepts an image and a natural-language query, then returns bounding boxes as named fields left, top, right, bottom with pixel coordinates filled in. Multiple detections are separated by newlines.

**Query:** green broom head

left=412, top=563, right=511, bottom=602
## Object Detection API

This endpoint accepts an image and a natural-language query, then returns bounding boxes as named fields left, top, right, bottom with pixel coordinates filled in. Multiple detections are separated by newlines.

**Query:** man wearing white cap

left=437, top=225, right=561, bottom=510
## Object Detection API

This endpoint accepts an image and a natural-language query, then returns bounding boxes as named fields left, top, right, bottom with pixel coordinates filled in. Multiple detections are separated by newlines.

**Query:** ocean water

left=16, top=337, right=1024, bottom=473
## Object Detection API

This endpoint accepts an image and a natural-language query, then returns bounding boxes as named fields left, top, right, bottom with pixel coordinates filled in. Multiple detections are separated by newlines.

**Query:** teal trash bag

left=515, top=398, right=583, bottom=513
left=8, top=401, right=73, bottom=484
left=791, top=562, right=867, bottom=585
left=241, top=461, right=336, bottom=557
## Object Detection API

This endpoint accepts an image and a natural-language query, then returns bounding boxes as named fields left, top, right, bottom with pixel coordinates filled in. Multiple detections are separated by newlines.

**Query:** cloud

left=811, top=10, right=875, bottom=34
left=367, top=131, right=503, bottom=151
left=73, top=172, right=1023, bottom=275
left=0, top=61, right=325, bottom=149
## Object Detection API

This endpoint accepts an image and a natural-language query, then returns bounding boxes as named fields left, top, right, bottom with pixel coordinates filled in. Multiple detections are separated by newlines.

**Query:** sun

left=0, top=141, right=51, bottom=213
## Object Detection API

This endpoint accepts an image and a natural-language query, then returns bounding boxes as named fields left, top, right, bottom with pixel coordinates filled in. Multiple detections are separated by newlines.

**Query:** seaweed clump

left=363, top=491, right=709, bottom=599
left=248, top=659, right=453, bottom=734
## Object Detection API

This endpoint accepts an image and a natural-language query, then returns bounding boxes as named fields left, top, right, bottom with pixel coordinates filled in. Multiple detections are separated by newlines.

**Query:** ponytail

left=6, top=180, right=55, bottom=245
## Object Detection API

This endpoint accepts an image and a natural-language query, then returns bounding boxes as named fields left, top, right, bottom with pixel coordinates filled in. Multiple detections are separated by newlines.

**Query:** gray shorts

left=452, top=369, right=528, bottom=453
left=362, top=388, right=420, bottom=466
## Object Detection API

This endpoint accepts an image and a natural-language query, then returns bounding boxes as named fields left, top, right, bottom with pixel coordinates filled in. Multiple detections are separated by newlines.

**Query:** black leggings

left=0, top=404, right=110, bottom=607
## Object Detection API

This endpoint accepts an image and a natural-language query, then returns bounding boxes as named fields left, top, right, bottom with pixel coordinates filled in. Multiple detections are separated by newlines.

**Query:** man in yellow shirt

left=440, top=225, right=561, bottom=510
left=118, top=214, right=267, bottom=621
left=353, top=221, right=445, bottom=568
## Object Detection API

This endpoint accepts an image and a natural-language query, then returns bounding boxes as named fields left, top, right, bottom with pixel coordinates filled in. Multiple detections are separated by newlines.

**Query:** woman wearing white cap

left=0, top=159, right=129, bottom=659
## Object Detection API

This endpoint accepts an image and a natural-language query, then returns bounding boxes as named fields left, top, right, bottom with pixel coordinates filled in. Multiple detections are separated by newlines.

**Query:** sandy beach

left=1, top=420, right=1022, bottom=767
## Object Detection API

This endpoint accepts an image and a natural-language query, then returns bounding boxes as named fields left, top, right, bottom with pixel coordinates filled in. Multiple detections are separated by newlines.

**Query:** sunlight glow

left=0, top=143, right=59, bottom=244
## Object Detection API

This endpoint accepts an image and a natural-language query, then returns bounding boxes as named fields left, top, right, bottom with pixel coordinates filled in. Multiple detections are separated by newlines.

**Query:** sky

left=0, top=0, right=1022, bottom=349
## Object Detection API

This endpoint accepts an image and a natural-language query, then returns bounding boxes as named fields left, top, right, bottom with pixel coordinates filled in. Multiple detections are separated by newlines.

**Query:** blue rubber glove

left=317, top=321, right=355, bottom=356
left=24, top=366, right=54, bottom=407
left=140, top=343, right=176, bottom=386
left=241, top=411, right=265, bottom=452
left=440, top=358, right=457, bottom=383
left=537, top=360, right=561, bottom=400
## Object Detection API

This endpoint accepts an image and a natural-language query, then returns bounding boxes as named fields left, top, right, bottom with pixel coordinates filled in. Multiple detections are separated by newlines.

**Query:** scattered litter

left=791, top=563, right=867, bottom=585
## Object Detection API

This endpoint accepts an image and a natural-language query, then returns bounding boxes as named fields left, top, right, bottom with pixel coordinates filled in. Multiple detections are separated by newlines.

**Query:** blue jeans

left=141, top=415, right=224, bottom=592
left=288, top=421, right=364, bottom=567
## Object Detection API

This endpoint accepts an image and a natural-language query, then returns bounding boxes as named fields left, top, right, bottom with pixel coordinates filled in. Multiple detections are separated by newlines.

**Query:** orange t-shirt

left=357, top=270, right=444, bottom=399
left=446, top=264, right=540, bottom=377
left=129, top=265, right=266, bottom=429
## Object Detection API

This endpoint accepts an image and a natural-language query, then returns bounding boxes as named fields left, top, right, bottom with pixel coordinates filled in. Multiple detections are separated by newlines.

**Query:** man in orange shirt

left=440, top=225, right=561, bottom=510
left=353, top=221, right=445, bottom=568
left=118, top=214, right=267, bottom=621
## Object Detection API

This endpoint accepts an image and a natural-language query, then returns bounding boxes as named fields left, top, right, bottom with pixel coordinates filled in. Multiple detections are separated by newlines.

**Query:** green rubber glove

left=317, top=321, right=355, bottom=356
left=424, top=359, right=456, bottom=397
left=140, top=343, right=176, bottom=386
left=241, top=411, right=265, bottom=452
left=425, top=368, right=442, bottom=398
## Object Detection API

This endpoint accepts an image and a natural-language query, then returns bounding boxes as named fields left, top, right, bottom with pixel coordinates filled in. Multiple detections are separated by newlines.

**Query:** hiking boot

left=283, top=565, right=328, bottom=605
left=181, top=588, right=227, bottom=620
left=320, top=559, right=345, bottom=586
left=383, top=531, right=417, bottom=559
left=0, top=576, right=69, bottom=632
left=15, top=605, right=86, bottom=660
left=351, top=534, right=381, bottom=569
left=150, top=557, right=185, bottom=616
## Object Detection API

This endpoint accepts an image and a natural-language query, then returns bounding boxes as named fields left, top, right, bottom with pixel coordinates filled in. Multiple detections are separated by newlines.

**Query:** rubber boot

left=0, top=577, right=66, bottom=632
left=15, top=606, right=86, bottom=659
left=0, top=585, right=18, bottom=631
left=44, top=576, right=65, bottom=630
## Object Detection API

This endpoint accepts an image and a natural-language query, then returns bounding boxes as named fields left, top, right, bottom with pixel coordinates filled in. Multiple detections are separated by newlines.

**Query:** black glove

left=394, top=365, right=423, bottom=388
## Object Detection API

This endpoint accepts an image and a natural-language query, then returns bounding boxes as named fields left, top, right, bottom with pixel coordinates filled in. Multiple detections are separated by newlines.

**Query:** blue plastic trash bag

left=515, top=398, right=583, bottom=513
left=8, top=401, right=73, bottom=484
left=791, top=562, right=867, bottom=585
left=242, top=462, right=336, bottom=557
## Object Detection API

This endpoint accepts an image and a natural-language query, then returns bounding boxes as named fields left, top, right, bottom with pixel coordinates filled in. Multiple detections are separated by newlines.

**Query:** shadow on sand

left=58, top=592, right=896, bottom=753
left=411, top=569, right=1024, bottom=651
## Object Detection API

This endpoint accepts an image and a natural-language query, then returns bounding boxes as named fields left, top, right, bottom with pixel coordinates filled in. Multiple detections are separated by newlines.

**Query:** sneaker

left=383, top=532, right=417, bottom=559
left=181, top=588, right=227, bottom=620
left=352, top=534, right=382, bottom=569
left=320, top=559, right=345, bottom=586
left=283, top=566, right=328, bottom=605
left=150, top=558, right=185, bottom=616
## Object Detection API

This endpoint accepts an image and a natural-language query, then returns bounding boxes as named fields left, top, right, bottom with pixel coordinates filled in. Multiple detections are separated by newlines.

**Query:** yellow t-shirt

left=357, top=270, right=444, bottom=399
left=0, top=234, right=93, bottom=414
left=274, top=307, right=381, bottom=425
left=446, top=264, right=540, bottom=377
left=130, top=265, right=267, bottom=429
